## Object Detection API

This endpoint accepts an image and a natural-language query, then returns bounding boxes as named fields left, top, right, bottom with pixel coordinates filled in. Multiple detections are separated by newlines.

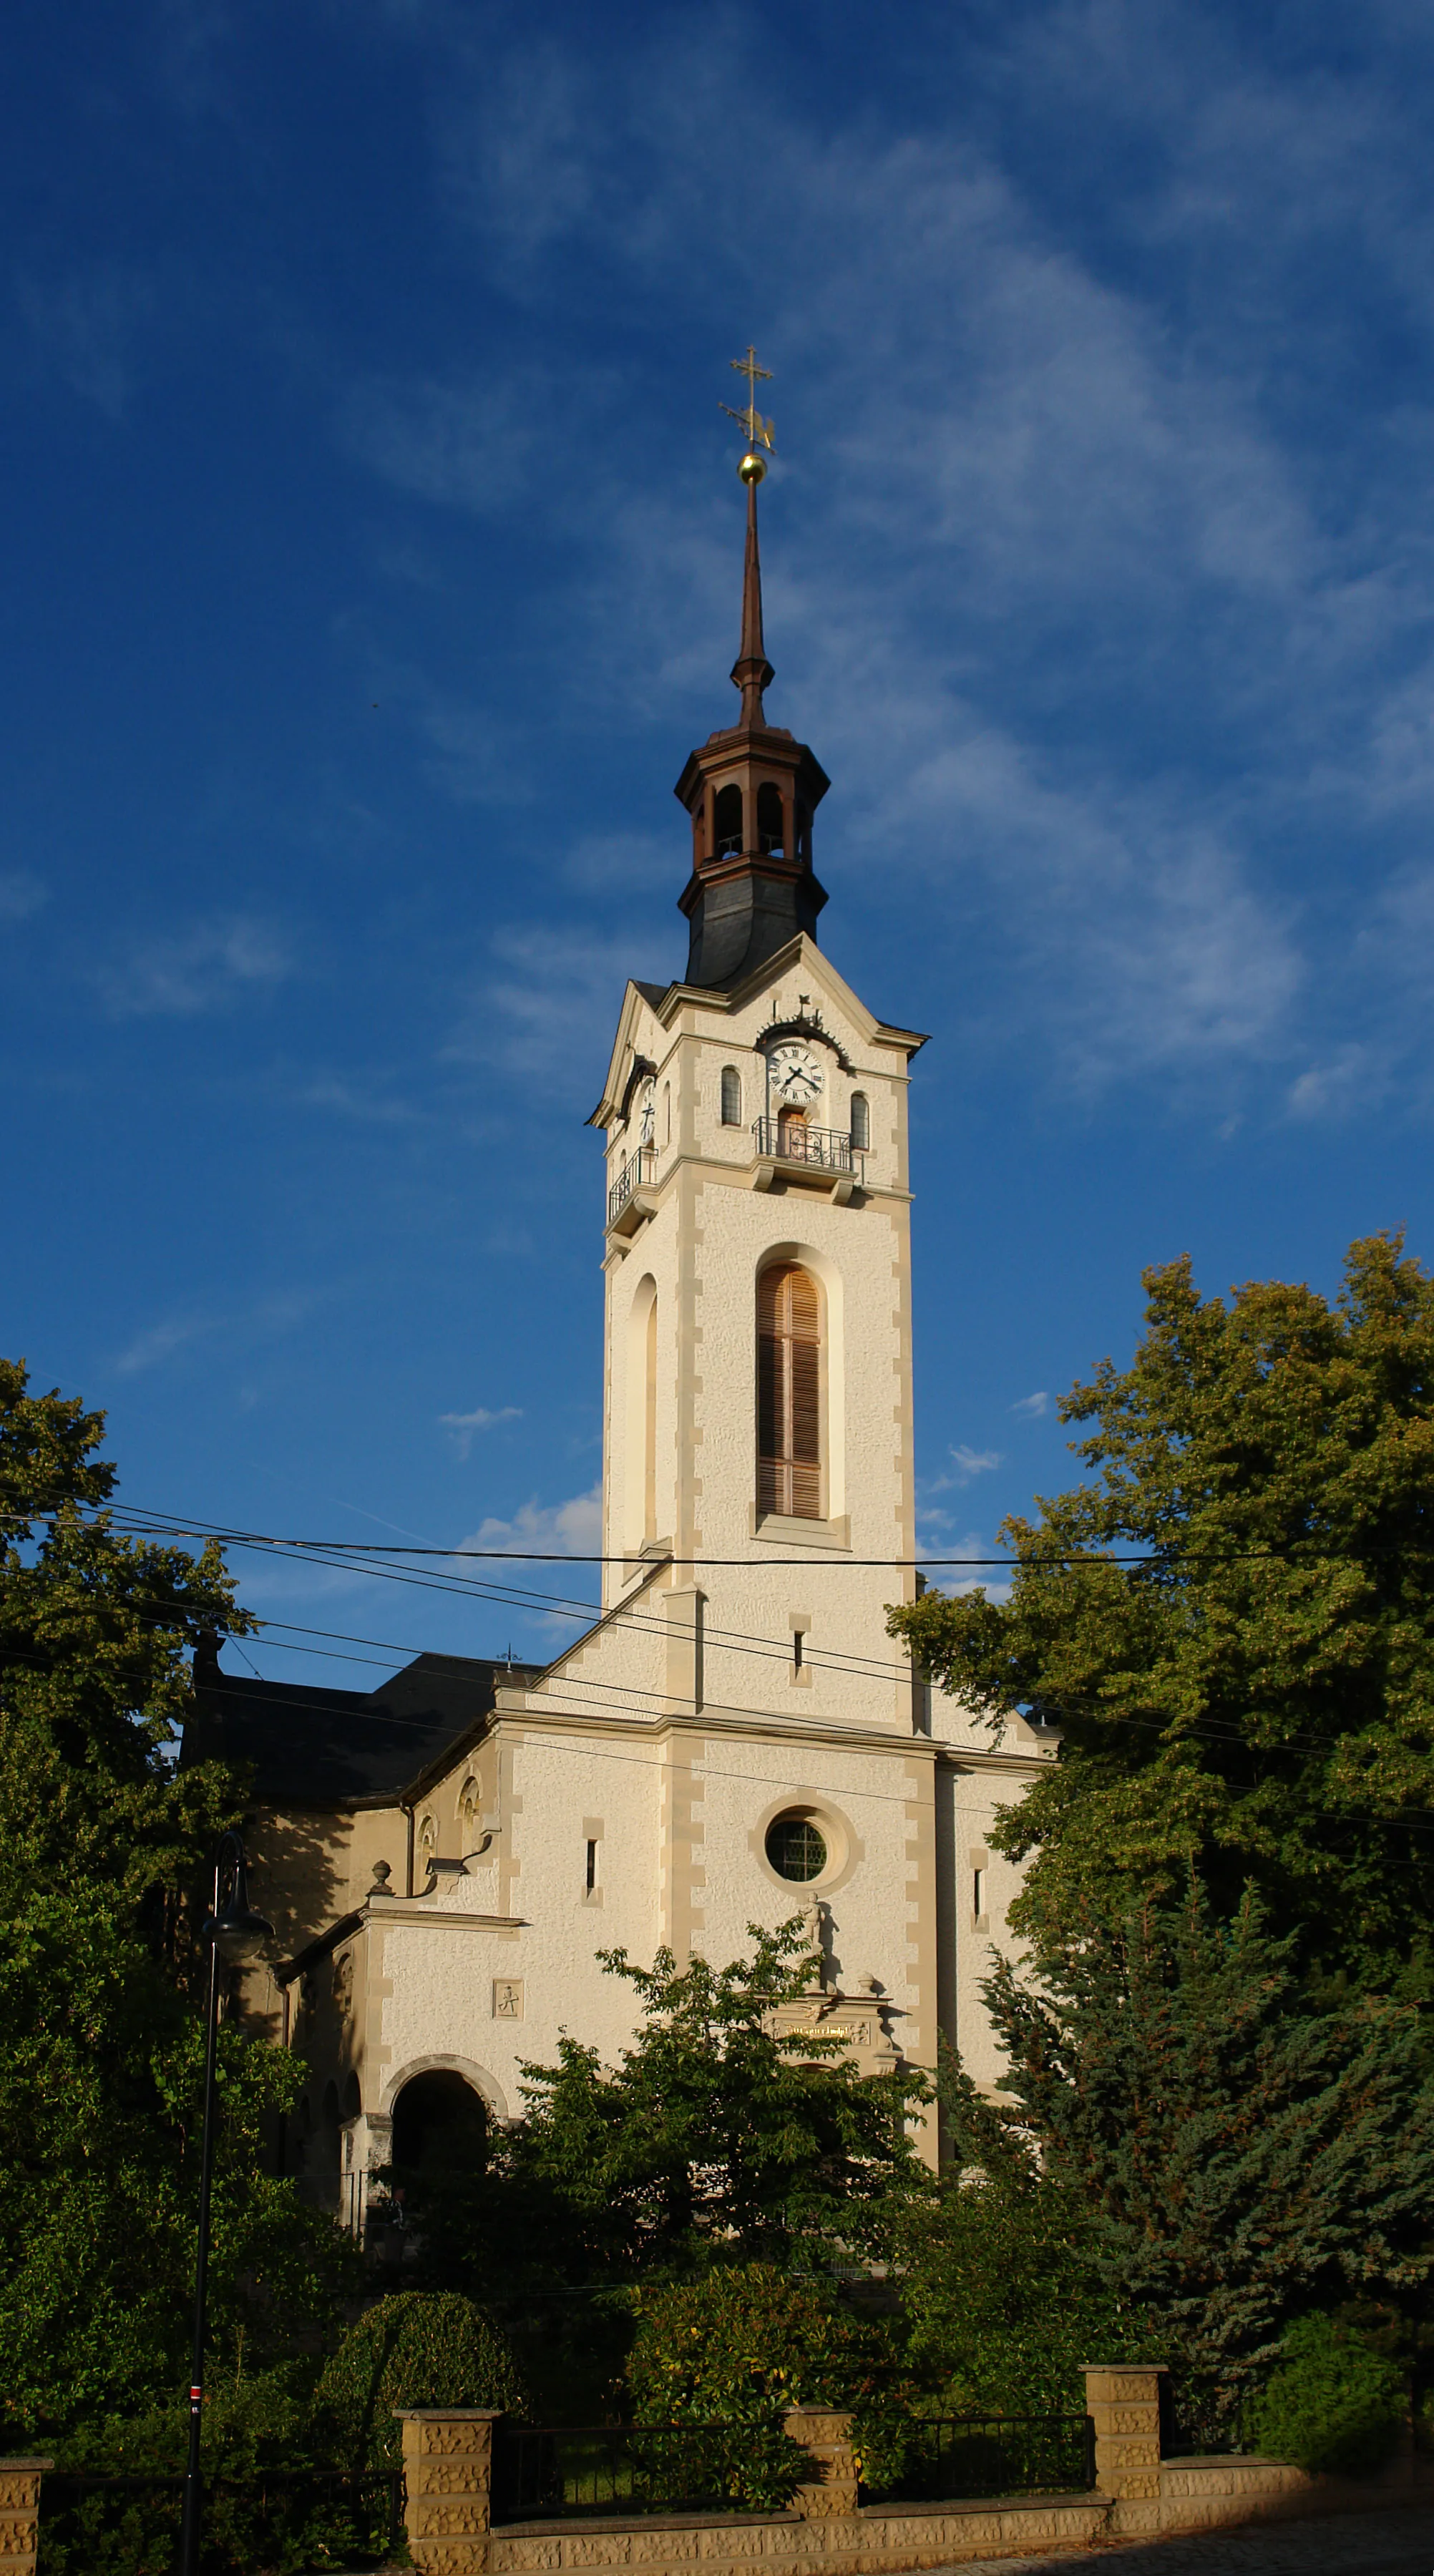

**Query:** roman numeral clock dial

left=768, top=1044, right=824, bottom=1108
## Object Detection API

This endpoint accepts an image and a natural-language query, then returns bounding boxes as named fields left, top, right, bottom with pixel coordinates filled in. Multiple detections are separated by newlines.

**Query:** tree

left=0, top=1360, right=353, bottom=2444
left=889, top=1234, right=1434, bottom=1991
left=401, top=1921, right=930, bottom=2299
left=973, top=1890, right=1434, bottom=2436
left=892, top=2049, right=1134, bottom=2416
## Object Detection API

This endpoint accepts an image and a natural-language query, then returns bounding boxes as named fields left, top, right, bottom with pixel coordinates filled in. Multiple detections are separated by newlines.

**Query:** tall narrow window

left=756, top=781, right=784, bottom=855
left=585, top=1838, right=598, bottom=1893
left=759, top=1263, right=821, bottom=1519
left=721, top=1065, right=741, bottom=1126
left=850, top=1091, right=870, bottom=1151
left=644, top=1290, right=658, bottom=1541
left=713, top=783, right=743, bottom=856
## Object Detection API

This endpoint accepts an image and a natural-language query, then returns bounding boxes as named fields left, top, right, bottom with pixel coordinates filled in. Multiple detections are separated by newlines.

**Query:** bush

left=625, top=2263, right=906, bottom=2507
left=1244, top=2313, right=1405, bottom=2477
left=39, top=2366, right=386, bottom=2576
left=316, top=2290, right=528, bottom=2473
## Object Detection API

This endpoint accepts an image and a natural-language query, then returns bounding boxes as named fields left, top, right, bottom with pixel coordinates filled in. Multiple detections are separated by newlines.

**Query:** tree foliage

left=1242, top=2311, right=1405, bottom=2477
left=892, top=2048, right=1136, bottom=2416
left=975, top=1890, right=1434, bottom=2435
left=316, top=2290, right=529, bottom=2473
left=890, top=1235, right=1434, bottom=1989
left=394, top=1923, right=929, bottom=2301
left=0, top=1359, right=353, bottom=2444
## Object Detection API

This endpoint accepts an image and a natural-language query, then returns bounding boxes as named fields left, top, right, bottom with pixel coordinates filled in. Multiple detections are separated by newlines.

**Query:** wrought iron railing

left=857, top=2413, right=1096, bottom=2503
left=751, top=1118, right=864, bottom=1181
left=39, top=2467, right=405, bottom=2575
left=608, top=1147, right=657, bottom=1226
left=491, top=2422, right=808, bottom=2522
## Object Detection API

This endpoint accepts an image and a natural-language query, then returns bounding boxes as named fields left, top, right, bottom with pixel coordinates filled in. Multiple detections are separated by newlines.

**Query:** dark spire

left=671, top=390, right=829, bottom=993
left=731, top=470, right=775, bottom=728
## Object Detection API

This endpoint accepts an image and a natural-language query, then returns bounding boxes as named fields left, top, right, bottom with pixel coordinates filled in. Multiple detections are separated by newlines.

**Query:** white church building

left=195, top=447, right=1056, bottom=2230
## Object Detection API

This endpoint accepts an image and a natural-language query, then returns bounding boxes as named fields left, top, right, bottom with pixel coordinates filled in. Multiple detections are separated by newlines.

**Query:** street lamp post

left=178, top=1831, right=273, bottom=2576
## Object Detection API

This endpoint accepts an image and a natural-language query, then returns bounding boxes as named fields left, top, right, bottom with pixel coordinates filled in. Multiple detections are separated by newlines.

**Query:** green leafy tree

left=975, top=1890, right=1434, bottom=2437
left=404, top=1923, right=929, bottom=2299
left=625, top=2265, right=903, bottom=2509
left=890, top=1234, right=1434, bottom=1990
left=892, top=2048, right=1136, bottom=2416
left=0, top=1359, right=353, bottom=2444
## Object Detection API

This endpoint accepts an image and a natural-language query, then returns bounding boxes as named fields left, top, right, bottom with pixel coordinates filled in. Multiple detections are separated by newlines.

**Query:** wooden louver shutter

left=758, top=1264, right=821, bottom=1518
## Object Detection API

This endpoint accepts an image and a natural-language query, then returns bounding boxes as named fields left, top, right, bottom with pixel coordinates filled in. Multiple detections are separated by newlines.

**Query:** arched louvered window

left=713, top=783, right=743, bottom=856
left=850, top=1091, right=870, bottom=1151
left=758, top=1263, right=821, bottom=1520
left=721, top=1065, right=741, bottom=1126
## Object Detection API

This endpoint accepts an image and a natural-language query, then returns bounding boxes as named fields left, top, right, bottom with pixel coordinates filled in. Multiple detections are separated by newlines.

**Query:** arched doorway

left=390, top=2067, right=488, bottom=2187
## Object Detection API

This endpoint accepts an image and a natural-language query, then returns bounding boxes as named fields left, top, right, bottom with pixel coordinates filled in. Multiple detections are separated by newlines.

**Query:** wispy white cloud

left=1286, top=1044, right=1392, bottom=1123
left=16, top=262, right=157, bottom=417
left=1010, top=1391, right=1049, bottom=1418
left=449, top=924, right=672, bottom=1099
left=950, top=1444, right=1003, bottom=1484
left=459, top=1485, right=603, bottom=1558
left=0, top=869, right=46, bottom=923
left=440, top=1404, right=522, bottom=1459
left=114, top=1288, right=316, bottom=1376
left=97, top=916, right=292, bottom=1019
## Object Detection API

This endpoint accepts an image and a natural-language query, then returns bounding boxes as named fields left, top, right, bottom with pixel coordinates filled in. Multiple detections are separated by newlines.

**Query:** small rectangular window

left=585, top=1838, right=598, bottom=1893
left=973, top=1865, right=986, bottom=1920
left=793, top=1631, right=804, bottom=1672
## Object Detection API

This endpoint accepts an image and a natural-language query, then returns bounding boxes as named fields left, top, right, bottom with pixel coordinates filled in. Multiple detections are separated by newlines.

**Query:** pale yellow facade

left=243, top=923, right=1056, bottom=2232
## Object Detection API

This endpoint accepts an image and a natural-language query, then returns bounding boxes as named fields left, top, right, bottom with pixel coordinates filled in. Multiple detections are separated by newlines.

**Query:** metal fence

left=858, top=2414, right=1096, bottom=2503
left=39, top=2467, right=404, bottom=2576
left=492, top=2422, right=807, bottom=2523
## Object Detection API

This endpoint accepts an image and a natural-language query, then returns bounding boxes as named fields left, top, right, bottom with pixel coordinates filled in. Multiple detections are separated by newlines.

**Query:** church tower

left=226, top=372, right=1059, bottom=2228
left=590, top=417, right=929, bottom=1750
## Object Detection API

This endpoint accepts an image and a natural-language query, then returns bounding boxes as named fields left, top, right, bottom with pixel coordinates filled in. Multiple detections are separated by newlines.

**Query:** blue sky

left=6, top=0, right=1434, bottom=1685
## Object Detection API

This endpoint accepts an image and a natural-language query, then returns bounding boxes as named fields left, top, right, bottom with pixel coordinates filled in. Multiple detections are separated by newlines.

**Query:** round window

left=766, top=1815, right=827, bottom=1882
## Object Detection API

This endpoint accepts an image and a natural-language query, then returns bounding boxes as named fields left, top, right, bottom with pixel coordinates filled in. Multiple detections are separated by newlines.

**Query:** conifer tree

left=973, top=1892, right=1434, bottom=2434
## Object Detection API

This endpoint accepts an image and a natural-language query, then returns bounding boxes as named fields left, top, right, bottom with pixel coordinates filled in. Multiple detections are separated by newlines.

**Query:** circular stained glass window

left=766, top=1816, right=827, bottom=1882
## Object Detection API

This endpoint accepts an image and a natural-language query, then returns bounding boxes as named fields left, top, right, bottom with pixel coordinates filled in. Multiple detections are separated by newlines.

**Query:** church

left=194, top=410, right=1057, bottom=2232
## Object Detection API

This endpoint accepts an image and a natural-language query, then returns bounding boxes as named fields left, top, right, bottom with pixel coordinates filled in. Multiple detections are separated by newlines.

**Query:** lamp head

left=205, top=1840, right=274, bottom=1963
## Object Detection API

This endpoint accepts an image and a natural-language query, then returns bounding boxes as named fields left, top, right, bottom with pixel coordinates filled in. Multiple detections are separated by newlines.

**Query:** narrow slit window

left=721, top=1065, right=741, bottom=1126
left=759, top=1263, right=821, bottom=1520
left=973, top=1865, right=986, bottom=1919
left=793, top=1630, right=804, bottom=1672
left=850, top=1091, right=870, bottom=1152
left=585, top=1839, right=598, bottom=1894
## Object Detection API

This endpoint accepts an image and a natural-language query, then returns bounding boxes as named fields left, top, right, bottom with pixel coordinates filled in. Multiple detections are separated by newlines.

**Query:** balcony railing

left=752, top=1117, right=864, bottom=1181
left=608, top=1146, right=657, bottom=1227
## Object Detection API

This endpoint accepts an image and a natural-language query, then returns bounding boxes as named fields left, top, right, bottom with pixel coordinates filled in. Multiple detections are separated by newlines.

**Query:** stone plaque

left=492, top=1978, right=524, bottom=2021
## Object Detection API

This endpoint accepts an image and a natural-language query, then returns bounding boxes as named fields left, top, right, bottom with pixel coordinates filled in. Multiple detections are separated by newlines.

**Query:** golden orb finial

left=738, top=450, right=767, bottom=486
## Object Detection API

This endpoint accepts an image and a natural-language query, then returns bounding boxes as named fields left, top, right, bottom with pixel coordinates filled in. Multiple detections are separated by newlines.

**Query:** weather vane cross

left=721, top=344, right=775, bottom=453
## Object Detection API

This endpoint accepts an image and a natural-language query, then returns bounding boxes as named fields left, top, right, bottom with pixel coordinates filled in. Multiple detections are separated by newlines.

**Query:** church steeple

left=673, top=364, right=829, bottom=991
left=731, top=470, right=774, bottom=729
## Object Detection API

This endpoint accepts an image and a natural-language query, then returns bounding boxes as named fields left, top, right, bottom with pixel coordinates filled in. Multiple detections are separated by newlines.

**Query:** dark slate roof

left=185, top=1649, right=542, bottom=1809
left=633, top=979, right=673, bottom=1012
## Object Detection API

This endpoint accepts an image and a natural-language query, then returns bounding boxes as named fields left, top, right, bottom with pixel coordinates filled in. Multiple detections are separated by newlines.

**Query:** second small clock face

left=769, top=1043, right=824, bottom=1108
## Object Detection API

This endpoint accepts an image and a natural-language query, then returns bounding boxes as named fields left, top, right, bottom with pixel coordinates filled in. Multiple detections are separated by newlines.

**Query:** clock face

left=768, top=1043, right=824, bottom=1108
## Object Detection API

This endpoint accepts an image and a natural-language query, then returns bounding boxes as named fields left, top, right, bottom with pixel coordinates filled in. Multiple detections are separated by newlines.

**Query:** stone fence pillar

left=784, top=2408, right=859, bottom=2517
left=395, top=2407, right=501, bottom=2575
left=1082, top=2365, right=1166, bottom=2534
left=0, top=2460, right=52, bottom=2576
